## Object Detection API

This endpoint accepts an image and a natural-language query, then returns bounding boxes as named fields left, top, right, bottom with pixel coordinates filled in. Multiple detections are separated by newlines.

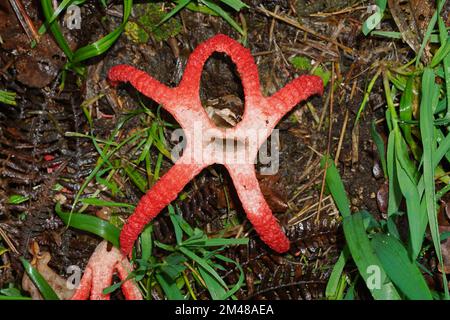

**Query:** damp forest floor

left=1, top=0, right=450, bottom=300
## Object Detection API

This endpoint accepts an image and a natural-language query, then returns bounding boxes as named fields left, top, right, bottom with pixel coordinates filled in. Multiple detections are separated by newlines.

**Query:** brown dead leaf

left=257, top=173, right=289, bottom=213
left=22, top=242, right=74, bottom=300
left=387, top=0, right=434, bottom=64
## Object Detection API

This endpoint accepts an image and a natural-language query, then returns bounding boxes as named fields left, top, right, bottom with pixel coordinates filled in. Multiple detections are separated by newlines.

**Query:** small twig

left=334, top=109, right=349, bottom=164
left=309, top=5, right=367, bottom=17
left=0, top=226, right=19, bottom=255
left=257, top=6, right=354, bottom=55
left=8, top=0, right=40, bottom=43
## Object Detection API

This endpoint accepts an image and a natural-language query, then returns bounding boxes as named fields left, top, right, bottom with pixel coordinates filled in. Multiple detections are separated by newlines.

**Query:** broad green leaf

left=155, top=272, right=185, bottom=300
left=371, top=234, right=432, bottom=300
left=55, top=203, right=120, bottom=248
left=343, top=212, right=401, bottom=300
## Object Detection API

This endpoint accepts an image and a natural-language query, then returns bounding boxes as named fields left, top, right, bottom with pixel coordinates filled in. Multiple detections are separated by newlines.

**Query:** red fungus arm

left=70, top=241, right=143, bottom=300
left=70, top=268, right=92, bottom=300
left=225, top=164, right=290, bottom=253
left=267, top=75, right=324, bottom=123
left=108, top=65, right=174, bottom=108
left=116, top=259, right=143, bottom=300
left=120, top=159, right=207, bottom=255
left=179, top=34, right=263, bottom=104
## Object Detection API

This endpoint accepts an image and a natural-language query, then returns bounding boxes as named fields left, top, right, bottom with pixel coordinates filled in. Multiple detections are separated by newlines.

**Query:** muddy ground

left=0, top=0, right=422, bottom=299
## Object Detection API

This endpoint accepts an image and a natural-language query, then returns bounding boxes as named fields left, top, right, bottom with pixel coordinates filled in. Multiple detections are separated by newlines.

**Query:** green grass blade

left=155, top=272, right=185, bottom=300
left=38, top=0, right=74, bottom=35
left=343, top=212, right=401, bottom=300
left=184, top=238, right=248, bottom=247
left=80, top=197, right=135, bottom=209
left=399, top=76, right=420, bottom=159
left=55, top=203, right=120, bottom=248
left=198, top=265, right=227, bottom=300
left=430, top=37, right=450, bottom=68
left=0, top=90, right=17, bottom=106
left=41, top=0, right=74, bottom=60
left=395, top=153, right=425, bottom=259
left=179, top=247, right=227, bottom=288
left=370, top=121, right=387, bottom=178
left=415, top=0, right=445, bottom=66
left=169, top=205, right=183, bottom=245
left=200, top=0, right=244, bottom=35
left=420, top=67, right=449, bottom=298
left=220, top=0, right=249, bottom=11
left=215, top=254, right=244, bottom=299
left=354, top=69, right=381, bottom=125
left=386, top=132, right=402, bottom=216
left=371, top=233, right=433, bottom=300
left=70, top=0, right=132, bottom=64
left=326, top=246, right=349, bottom=299
left=158, top=0, right=192, bottom=27
left=437, top=13, right=450, bottom=117
left=20, top=258, right=60, bottom=300
left=321, top=156, right=351, bottom=218
left=0, top=296, right=32, bottom=300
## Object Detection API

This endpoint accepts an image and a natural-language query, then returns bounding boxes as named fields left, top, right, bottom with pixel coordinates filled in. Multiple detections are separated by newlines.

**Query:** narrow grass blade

left=20, top=258, right=60, bottom=300
left=198, top=265, right=227, bottom=300
left=200, top=0, right=244, bottom=35
left=399, top=76, right=419, bottom=159
left=179, top=247, right=227, bottom=288
left=80, top=197, right=135, bottom=209
left=41, top=0, right=73, bottom=60
left=220, top=0, right=249, bottom=11
left=326, top=246, right=349, bottom=299
left=215, top=254, right=244, bottom=299
left=415, top=0, right=446, bottom=66
left=38, top=0, right=74, bottom=35
left=420, top=67, right=449, bottom=297
left=386, top=132, right=402, bottom=216
left=183, top=238, right=248, bottom=247
left=370, top=121, right=387, bottom=178
left=158, top=0, right=191, bottom=27
left=321, top=156, right=351, bottom=218
left=0, top=90, right=17, bottom=106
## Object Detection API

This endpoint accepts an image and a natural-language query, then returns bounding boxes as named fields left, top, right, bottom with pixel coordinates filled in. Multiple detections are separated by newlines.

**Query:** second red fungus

left=70, top=241, right=142, bottom=300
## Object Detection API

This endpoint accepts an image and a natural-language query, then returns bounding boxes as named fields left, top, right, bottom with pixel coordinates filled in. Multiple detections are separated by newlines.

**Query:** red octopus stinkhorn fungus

left=71, top=241, right=142, bottom=300
left=108, top=34, right=323, bottom=255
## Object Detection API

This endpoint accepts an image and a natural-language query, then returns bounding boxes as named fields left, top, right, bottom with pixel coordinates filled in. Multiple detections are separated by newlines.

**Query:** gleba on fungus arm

left=108, top=34, right=323, bottom=255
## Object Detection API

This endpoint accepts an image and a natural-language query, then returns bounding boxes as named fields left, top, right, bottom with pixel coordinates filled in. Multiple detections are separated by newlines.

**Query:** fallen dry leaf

left=22, top=242, right=74, bottom=300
